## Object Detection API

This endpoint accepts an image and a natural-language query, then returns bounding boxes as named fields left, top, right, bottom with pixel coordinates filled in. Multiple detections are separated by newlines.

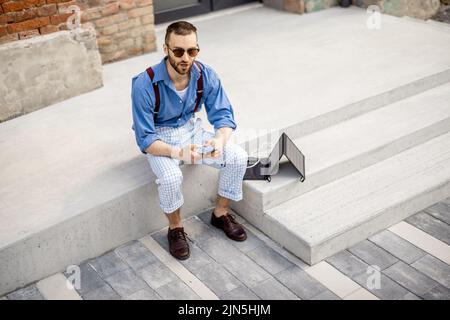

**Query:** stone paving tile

left=424, top=202, right=450, bottom=225
left=135, top=260, right=179, bottom=290
left=192, top=261, right=242, bottom=296
left=198, top=236, right=273, bottom=288
left=397, top=292, right=421, bottom=300
left=103, top=268, right=148, bottom=298
left=246, top=245, right=294, bottom=275
left=183, top=216, right=219, bottom=243
left=411, top=254, right=450, bottom=288
left=88, top=251, right=129, bottom=278
left=250, top=278, right=300, bottom=300
left=178, top=242, right=216, bottom=274
left=6, top=284, right=45, bottom=300
left=383, top=261, right=440, bottom=298
left=421, top=285, right=450, bottom=300
left=219, top=286, right=260, bottom=300
left=326, top=250, right=370, bottom=278
left=82, top=284, right=121, bottom=300
left=155, top=279, right=200, bottom=300
left=353, top=271, right=411, bottom=300
left=309, top=290, right=340, bottom=300
left=151, top=228, right=170, bottom=252
left=123, top=287, right=161, bottom=300
left=274, top=265, right=329, bottom=300
left=348, top=240, right=399, bottom=270
left=64, top=262, right=106, bottom=296
left=406, top=212, right=450, bottom=245
left=114, top=240, right=159, bottom=271
left=369, top=230, right=426, bottom=264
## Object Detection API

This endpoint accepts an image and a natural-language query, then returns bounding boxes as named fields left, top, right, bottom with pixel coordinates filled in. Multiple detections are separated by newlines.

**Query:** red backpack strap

left=193, top=61, right=203, bottom=113
left=145, top=67, right=160, bottom=118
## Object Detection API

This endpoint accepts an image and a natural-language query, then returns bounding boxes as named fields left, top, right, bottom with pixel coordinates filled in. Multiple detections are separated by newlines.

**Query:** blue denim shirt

left=131, top=57, right=237, bottom=154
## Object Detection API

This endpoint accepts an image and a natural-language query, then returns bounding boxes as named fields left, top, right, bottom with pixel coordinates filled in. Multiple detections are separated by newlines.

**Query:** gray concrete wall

left=0, top=28, right=103, bottom=122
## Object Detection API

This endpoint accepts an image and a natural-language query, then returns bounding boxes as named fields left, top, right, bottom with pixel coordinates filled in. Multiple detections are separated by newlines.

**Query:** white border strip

left=305, top=261, right=379, bottom=300
left=139, top=235, right=219, bottom=300
left=36, top=273, right=82, bottom=300
left=389, top=221, right=450, bottom=265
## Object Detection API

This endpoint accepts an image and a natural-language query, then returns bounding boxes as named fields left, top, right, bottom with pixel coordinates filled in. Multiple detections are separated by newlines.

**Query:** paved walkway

left=2, top=198, right=449, bottom=300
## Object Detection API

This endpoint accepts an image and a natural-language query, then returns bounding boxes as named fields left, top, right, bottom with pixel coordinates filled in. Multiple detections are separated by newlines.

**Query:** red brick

left=0, top=32, right=18, bottom=44
left=7, top=16, right=49, bottom=33
left=135, top=0, right=151, bottom=8
left=0, top=5, right=3, bottom=14
left=49, top=12, right=71, bottom=25
left=0, top=25, right=6, bottom=36
left=57, top=0, right=86, bottom=13
left=127, top=5, right=151, bottom=18
left=39, top=23, right=58, bottom=34
left=36, top=4, right=57, bottom=17
left=101, top=2, right=119, bottom=16
left=0, top=13, right=15, bottom=24
left=2, top=0, right=45, bottom=13
left=13, top=8, right=37, bottom=22
left=18, top=28, right=39, bottom=39
left=118, top=0, right=135, bottom=10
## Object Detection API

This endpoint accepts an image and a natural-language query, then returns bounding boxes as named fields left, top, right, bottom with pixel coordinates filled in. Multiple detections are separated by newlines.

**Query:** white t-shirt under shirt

left=176, top=86, right=189, bottom=103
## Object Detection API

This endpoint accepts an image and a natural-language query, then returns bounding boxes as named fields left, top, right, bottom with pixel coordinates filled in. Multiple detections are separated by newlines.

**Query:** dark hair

left=165, top=21, right=197, bottom=44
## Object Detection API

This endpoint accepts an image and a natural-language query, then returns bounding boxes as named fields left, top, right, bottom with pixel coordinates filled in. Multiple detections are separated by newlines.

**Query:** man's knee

left=227, top=144, right=248, bottom=166
left=159, top=169, right=183, bottom=188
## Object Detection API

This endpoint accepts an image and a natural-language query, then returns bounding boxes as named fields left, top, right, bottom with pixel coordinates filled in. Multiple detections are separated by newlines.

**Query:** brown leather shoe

left=167, top=227, right=190, bottom=260
left=211, top=211, right=247, bottom=241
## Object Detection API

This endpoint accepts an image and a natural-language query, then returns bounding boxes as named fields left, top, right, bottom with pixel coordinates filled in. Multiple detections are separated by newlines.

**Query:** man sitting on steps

left=131, top=21, right=249, bottom=260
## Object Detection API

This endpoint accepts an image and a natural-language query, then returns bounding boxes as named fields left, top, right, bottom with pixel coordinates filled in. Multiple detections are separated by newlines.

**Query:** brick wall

left=0, top=0, right=157, bottom=63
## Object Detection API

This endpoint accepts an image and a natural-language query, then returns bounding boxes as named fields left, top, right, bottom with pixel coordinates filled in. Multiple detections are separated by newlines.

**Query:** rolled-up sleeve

left=131, top=74, right=160, bottom=154
left=203, top=68, right=237, bottom=131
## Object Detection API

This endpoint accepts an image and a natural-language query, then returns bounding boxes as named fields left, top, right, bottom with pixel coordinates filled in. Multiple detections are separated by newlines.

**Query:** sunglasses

left=166, top=45, right=200, bottom=58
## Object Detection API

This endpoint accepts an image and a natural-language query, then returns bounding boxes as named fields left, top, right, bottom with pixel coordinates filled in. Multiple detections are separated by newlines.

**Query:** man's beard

left=167, top=55, right=192, bottom=75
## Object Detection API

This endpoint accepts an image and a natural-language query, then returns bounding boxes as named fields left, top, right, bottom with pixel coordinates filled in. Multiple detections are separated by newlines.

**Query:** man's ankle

left=169, top=224, right=183, bottom=230
left=213, top=208, right=228, bottom=218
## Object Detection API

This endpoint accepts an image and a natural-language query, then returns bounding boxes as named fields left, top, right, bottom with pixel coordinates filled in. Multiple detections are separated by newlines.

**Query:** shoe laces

left=169, top=228, right=193, bottom=243
left=222, top=213, right=238, bottom=226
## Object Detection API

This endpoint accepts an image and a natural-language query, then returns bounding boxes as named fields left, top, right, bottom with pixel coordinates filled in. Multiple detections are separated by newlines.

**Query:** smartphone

left=197, top=145, right=215, bottom=154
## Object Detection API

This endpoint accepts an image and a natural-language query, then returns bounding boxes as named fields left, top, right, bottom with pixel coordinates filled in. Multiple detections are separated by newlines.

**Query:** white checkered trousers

left=146, top=115, right=248, bottom=214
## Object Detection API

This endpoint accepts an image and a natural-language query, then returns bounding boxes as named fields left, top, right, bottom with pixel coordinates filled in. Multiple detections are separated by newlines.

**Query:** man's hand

left=202, top=137, right=224, bottom=159
left=171, top=144, right=203, bottom=164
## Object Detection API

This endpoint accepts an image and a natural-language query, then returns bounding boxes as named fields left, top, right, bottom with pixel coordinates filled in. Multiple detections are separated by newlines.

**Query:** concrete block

left=193, top=262, right=242, bottom=296
left=384, top=261, right=440, bottom=298
left=274, top=265, right=328, bottom=299
left=0, top=29, right=102, bottom=122
left=6, top=285, right=45, bottom=300
left=348, top=240, right=398, bottom=270
left=114, top=240, right=159, bottom=271
left=353, top=272, right=410, bottom=300
left=369, top=230, right=427, bottom=264
left=326, top=250, right=370, bottom=278
left=421, top=285, right=450, bottom=300
left=103, top=269, right=148, bottom=298
left=123, top=287, right=161, bottom=300
left=424, top=202, right=450, bottom=225
left=406, top=212, right=450, bottom=245
left=82, top=284, right=121, bottom=300
left=155, top=280, right=199, bottom=300
left=250, top=277, right=300, bottom=300
left=247, top=245, right=294, bottom=274
left=88, top=251, right=129, bottom=278
left=411, top=254, right=450, bottom=288
left=135, top=261, right=179, bottom=289
left=219, top=286, right=260, bottom=300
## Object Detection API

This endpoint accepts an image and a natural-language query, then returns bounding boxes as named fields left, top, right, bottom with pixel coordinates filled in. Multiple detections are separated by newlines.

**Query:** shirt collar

left=151, top=56, right=201, bottom=86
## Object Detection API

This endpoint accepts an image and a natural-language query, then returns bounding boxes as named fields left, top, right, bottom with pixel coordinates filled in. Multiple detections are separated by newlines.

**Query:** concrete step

left=235, top=82, right=450, bottom=213
left=235, top=132, right=450, bottom=265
